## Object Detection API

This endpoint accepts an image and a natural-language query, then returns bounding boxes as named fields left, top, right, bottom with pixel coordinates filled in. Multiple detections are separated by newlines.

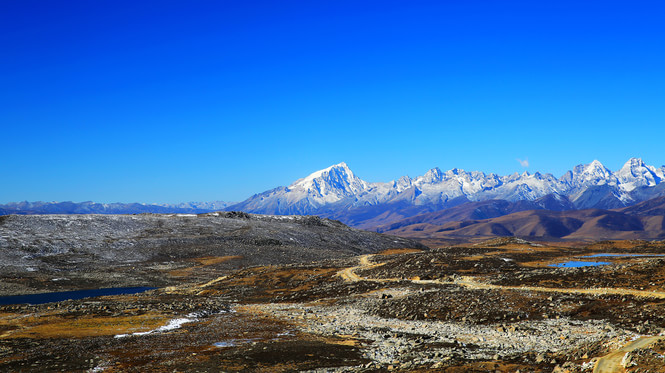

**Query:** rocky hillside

left=0, top=212, right=424, bottom=296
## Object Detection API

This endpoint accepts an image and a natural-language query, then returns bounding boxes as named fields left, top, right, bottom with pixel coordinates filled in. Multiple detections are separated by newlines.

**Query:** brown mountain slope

left=619, top=196, right=665, bottom=216
left=373, top=198, right=571, bottom=234
left=381, top=197, right=665, bottom=241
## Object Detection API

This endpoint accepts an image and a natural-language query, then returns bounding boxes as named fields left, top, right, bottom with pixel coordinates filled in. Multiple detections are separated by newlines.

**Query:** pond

left=0, top=287, right=156, bottom=306
left=549, top=253, right=665, bottom=268
left=549, top=261, right=611, bottom=268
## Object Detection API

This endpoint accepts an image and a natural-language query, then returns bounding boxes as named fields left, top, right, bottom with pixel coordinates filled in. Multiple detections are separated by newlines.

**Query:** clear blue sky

left=2, top=1, right=664, bottom=204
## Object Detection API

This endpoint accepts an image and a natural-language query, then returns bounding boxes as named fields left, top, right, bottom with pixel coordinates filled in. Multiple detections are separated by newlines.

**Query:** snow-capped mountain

left=227, top=158, right=665, bottom=226
left=615, top=158, right=663, bottom=192
left=229, top=163, right=388, bottom=215
left=288, top=162, right=370, bottom=205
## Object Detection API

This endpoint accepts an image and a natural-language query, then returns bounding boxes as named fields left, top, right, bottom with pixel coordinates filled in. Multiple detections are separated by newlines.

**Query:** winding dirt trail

left=454, top=276, right=665, bottom=299
left=338, top=255, right=665, bottom=300
left=337, top=255, right=389, bottom=282
left=593, top=336, right=665, bottom=373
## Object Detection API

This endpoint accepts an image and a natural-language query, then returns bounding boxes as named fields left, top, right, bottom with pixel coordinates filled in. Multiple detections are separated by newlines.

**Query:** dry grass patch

left=169, top=255, right=243, bottom=277
left=378, top=248, right=424, bottom=255
left=0, top=311, right=168, bottom=339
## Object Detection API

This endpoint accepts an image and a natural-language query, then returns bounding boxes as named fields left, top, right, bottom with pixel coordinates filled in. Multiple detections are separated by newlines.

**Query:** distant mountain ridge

left=227, top=158, right=665, bottom=228
left=377, top=196, right=665, bottom=241
left=0, top=200, right=232, bottom=215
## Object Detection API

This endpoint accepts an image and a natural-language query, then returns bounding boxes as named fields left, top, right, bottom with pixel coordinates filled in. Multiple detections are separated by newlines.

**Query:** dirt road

left=338, top=255, right=665, bottom=300
left=593, top=336, right=665, bottom=373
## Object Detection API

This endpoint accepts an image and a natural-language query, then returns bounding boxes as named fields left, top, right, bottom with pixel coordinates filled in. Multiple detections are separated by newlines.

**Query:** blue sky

left=2, top=1, right=664, bottom=203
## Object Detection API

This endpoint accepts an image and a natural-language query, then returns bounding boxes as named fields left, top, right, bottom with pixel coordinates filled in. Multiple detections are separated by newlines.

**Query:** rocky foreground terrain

left=1, top=230, right=665, bottom=371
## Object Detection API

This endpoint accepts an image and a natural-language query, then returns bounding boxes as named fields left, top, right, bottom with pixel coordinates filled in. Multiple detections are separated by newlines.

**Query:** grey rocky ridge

left=0, top=212, right=424, bottom=296
left=228, top=158, right=665, bottom=228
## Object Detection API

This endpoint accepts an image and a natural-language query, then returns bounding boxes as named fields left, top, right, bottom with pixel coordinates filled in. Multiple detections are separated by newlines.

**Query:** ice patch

left=213, top=341, right=236, bottom=348
left=114, top=310, right=230, bottom=339
left=213, top=337, right=260, bottom=348
left=115, top=317, right=196, bottom=338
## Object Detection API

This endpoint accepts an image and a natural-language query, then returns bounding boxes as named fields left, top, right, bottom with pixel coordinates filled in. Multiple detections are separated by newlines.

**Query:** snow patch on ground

left=115, top=315, right=198, bottom=338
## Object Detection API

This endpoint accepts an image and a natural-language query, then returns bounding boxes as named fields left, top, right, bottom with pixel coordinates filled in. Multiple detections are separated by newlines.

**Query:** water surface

left=549, top=261, right=611, bottom=268
left=0, top=287, right=156, bottom=306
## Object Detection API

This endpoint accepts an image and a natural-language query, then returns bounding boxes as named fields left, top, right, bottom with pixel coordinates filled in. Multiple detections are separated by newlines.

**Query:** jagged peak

left=568, top=159, right=612, bottom=180
left=421, top=167, right=444, bottom=183
left=589, top=159, right=603, bottom=166
left=620, top=157, right=646, bottom=170
left=397, top=175, right=412, bottom=183
left=617, top=158, right=657, bottom=178
left=332, top=161, right=350, bottom=169
left=586, top=159, right=608, bottom=171
left=295, top=162, right=354, bottom=184
left=427, top=166, right=443, bottom=176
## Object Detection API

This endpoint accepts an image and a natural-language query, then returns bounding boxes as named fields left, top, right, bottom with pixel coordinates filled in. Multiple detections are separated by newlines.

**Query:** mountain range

left=228, top=158, right=665, bottom=229
left=0, top=200, right=232, bottom=216
left=3, top=158, right=665, bottom=241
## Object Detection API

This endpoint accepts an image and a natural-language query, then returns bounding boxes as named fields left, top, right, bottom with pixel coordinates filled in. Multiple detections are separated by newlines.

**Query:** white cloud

left=517, top=158, right=529, bottom=168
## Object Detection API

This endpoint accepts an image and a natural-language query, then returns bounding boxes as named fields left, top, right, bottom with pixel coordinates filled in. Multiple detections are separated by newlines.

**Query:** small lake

left=0, top=287, right=156, bottom=306
left=549, top=261, right=611, bottom=268
left=549, top=253, right=665, bottom=268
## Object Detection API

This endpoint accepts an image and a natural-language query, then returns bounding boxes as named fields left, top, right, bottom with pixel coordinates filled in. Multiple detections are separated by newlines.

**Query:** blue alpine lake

left=549, top=261, right=611, bottom=268
left=0, top=287, right=156, bottom=306
left=549, top=253, right=665, bottom=268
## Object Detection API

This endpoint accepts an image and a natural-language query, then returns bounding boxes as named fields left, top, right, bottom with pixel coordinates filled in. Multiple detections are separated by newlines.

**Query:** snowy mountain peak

left=394, top=175, right=413, bottom=190
left=290, top=163, right=369, bottom=204
left=579, top=159, right=610, bottom=175
left=421, top=167, right=444, bottom=183
left=563, top=159, right=615, bottom=189
left=589, top=159, right=604, bottom=167
left=616, top=157, right=660, bottom=191
left=625, top=157, right=645, bottom=166
left=294, top=162, right=351, bottom=186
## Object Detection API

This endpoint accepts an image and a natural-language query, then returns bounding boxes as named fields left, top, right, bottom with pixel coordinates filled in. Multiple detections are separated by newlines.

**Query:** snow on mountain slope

left=615, top=158, right=662, bottom=192
left=288, top=162, right=370, bottom=204
left=561, top=160, right=616, bottom=189
left=229, top=162, right=394, bottom=215
left=226, top=158, right=665, bottom=221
